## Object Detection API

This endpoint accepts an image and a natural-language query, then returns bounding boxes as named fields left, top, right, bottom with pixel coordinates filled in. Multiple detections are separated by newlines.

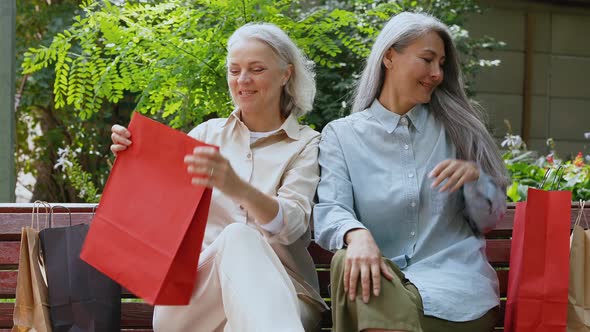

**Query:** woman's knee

left=219, top=223, right=259, bottom=242
left=216, top=223, right=269, bottom=256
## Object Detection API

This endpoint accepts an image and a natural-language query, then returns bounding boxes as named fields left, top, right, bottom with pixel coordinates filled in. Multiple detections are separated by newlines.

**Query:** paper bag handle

left=539, top=166, right=564, bottom=190
left=31, top=200, right=50, bottom=230
left=49, top=205, right=72, bottom=228
left=574, top=200, right=589, bottom=228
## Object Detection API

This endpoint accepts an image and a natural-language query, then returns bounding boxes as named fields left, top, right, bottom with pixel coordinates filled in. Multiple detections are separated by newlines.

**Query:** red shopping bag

left=81, top=112, right=215, bottom=305
left=504, top=187, right=572, bottom=332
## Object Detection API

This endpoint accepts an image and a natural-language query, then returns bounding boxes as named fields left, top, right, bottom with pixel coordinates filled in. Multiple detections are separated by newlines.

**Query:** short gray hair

left=227, top=23, right=316, bottom=118
left=352, top=12, right=507, bottom=187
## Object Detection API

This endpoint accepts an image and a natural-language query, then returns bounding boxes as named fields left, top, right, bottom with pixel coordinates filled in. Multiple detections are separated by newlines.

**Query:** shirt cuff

left=337, top=222, right=368, bottom=249
left=258, top=203, right=284, bottom=235
left=464, top=169, right=495, bottom=202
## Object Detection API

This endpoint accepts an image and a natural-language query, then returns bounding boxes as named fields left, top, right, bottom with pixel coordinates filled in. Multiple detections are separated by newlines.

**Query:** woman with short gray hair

left=111, top=23, right=327, bottom=331
left=314, top=12, right=507, bottom=332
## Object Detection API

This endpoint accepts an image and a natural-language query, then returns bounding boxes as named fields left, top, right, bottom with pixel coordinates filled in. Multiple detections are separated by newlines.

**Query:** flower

left=574, top=152, right=585, bottom=167
left=501, top=134, right=525, bottom=154
left=54, top=146, right=73, bottom=171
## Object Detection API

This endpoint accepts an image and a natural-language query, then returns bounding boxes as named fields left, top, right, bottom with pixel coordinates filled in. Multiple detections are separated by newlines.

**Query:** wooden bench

left=0, top=202, right=587, bottom=331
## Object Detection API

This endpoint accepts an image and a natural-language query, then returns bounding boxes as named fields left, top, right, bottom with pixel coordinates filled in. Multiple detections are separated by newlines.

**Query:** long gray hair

left=227, top=23, right=316, bottom=118
left=352, top=12, right=507, bottom=187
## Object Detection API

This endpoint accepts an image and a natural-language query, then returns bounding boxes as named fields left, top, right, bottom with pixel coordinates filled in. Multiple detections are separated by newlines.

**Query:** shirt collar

left=369, top=99, right=426, bottom=134
left=222, top=108, right=301, bottom=140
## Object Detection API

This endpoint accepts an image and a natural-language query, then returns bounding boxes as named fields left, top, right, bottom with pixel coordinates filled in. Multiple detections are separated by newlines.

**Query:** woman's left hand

left=184, top=147, right=244, bottom=198
left=429, top=159, right=479, bottom=192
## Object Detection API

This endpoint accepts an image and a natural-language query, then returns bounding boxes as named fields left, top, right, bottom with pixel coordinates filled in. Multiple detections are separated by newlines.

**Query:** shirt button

left=410, top=231, right=415, bottom=237
left=411, top=202, right=416, bottom=207
left=408, top=173, right=414, bottom=178
left=404, top=144, right=409, bottom=150
left=246, top=152, right=252, bottom=159
left=400, top=117, right=408, bottom=125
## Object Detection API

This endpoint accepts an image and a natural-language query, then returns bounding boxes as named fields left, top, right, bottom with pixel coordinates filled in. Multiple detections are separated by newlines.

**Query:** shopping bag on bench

left=40, top=205, right=121, bottom=332
left=505, top=168, right=572, bottom=332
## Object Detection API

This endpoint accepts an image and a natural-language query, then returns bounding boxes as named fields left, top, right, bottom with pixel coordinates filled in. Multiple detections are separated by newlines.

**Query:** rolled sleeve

left=463, top=169, right=507, bottom=234
left=313, top=124, right=366, bottom=251
left=258, top=203, right=284, bottom=235
left=264, top=135, right=320, bottom=245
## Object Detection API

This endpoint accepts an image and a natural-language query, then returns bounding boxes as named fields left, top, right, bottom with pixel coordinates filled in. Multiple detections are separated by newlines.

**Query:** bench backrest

left=0, top=203, right=587, bottom=330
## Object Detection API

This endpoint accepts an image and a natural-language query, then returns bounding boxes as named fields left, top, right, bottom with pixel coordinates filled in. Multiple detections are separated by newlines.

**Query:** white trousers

left=153, top=223, right=322, bottom=332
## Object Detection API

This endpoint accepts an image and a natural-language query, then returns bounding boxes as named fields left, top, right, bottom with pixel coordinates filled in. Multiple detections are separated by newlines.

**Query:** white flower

left=54, top=156, right=73, bottom=171
left=501, top=134, right=523, bottom=150
left=57, top=147, right=69, bottom=157
left=478, top=59, right=501, bottom=67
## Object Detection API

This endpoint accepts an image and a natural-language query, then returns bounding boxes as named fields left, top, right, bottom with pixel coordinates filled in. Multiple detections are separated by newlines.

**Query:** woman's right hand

left=110, top=124, right=132, bottom=156
left=344, top=229, right=394, bottom=304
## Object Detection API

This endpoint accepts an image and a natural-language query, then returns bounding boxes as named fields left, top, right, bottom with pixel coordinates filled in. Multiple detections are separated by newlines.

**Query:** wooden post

left=0, top=0, right=16, bottom=202
left=521, top=13, right=534, bottom=145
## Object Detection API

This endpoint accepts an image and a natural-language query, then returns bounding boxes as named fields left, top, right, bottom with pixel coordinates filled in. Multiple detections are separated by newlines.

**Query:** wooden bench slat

left=0, top=243, right=18, bottom=266
left=0, top=270, right=152, bottom=300
left=0, top=302, right=153, bottom=329
left=0, top=213, right=94, bottom=241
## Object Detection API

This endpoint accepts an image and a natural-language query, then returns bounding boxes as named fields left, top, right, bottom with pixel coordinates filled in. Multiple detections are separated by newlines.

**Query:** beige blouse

left=188, top=110, right=328, bottom=311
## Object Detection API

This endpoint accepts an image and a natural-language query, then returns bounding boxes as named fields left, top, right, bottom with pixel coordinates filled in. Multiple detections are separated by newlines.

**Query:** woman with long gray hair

left=110, top=23, right=327, bottom=331
left=314, top=12, right=507, bottom=332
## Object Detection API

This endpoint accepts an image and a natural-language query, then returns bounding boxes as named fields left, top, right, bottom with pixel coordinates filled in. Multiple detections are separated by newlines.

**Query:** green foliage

left=55, top=147, right=101, bottom=203
left=20, top=0, right=505, bottom=201
left=502, top=135, right=590, bottom=202
left=23, top=0, right=382, bottom=131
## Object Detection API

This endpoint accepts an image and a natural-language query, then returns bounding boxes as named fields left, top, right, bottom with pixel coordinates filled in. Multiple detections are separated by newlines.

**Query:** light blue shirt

left=313, top=99, right=507, bottom=321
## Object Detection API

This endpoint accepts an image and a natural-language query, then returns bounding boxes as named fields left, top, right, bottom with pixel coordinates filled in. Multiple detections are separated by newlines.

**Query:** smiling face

left=227, top=38, right=291, bottom=118
left=380, top=31, right=446, bottom=113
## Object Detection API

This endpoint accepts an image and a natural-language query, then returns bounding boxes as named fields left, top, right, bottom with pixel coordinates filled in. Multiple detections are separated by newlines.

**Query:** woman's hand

left=344, top=229, right=394, bottom=304
left=429, top=159, right=480, bottom=192
left=184, top=147, right=245, bottom=198
left=110, top=124, right=132, bottom=156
